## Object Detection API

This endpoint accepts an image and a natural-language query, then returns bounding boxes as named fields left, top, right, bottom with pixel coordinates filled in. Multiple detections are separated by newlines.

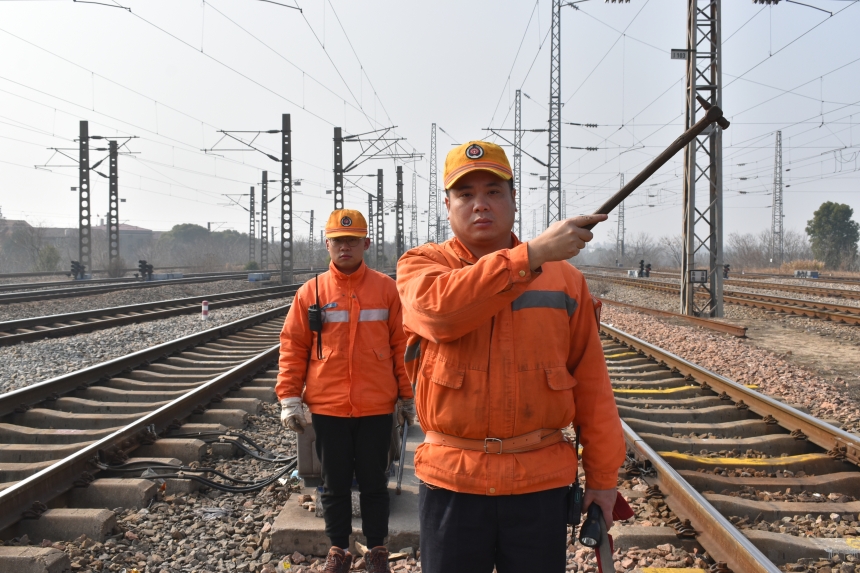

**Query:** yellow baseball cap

left=443, top=141, right=513, bottom=190
left=325, top=209, right=368, bottom=238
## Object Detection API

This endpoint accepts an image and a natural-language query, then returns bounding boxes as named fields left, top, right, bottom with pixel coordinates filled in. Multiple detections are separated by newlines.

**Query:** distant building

left=92, top=223, right=154, bottom=261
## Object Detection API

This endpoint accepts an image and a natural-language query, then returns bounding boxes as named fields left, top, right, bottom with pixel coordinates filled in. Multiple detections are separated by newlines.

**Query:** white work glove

left=396, top=398, right=415, bottom=427
left=280, top=397, right=307, bottom=433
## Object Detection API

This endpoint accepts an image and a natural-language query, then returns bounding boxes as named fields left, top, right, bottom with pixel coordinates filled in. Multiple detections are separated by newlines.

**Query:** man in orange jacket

left=277, top=209, right=414, bottom=573
left=397, top=142, right=625, bottom=572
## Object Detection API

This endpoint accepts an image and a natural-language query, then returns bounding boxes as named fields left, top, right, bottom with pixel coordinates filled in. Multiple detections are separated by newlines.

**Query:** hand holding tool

left=395, top=419, right=409, bottom=495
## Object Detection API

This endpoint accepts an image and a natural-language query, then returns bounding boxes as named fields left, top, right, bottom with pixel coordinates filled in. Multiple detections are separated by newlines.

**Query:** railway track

left=599, top=298, right=748, bottom=337
left=586, top=273, right=860, bottom=325
left=0, top=304, right=289, bottom=546
left=0, top=283, right=298, bottom=346
left=0, top=270, right=251, bottom=294
left=601, top=323, right=860, bottom=571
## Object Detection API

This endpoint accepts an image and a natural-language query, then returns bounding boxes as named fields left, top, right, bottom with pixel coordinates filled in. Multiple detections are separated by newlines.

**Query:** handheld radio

left=308, top=274, right=324, bottom=359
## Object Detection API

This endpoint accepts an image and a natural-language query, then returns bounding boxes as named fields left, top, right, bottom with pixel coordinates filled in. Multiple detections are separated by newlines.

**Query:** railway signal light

left=638, top=260, right=645, bottom=278
left=70, top=261, right=81, bottom=279
left=723, top=264, right=730, bottom=279
left=644, top=263, right=652, bottom=278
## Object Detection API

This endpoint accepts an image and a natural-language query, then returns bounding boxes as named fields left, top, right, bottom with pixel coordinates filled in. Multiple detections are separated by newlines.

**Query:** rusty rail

left=599, top=298, right=747, bottom=337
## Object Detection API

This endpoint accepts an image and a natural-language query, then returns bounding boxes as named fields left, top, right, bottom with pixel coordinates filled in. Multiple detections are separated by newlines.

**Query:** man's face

left=326, top=235, right=370, bottom=272
left=445, top=170, right=516, bottom=252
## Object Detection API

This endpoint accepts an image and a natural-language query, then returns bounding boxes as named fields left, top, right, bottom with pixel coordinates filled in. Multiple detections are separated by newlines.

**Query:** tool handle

left=581, top=102, right=729, bottom=231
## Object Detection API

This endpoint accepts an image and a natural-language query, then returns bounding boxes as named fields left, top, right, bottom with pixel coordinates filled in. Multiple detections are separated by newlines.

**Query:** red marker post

left=202, top=300, right=209, bottom=321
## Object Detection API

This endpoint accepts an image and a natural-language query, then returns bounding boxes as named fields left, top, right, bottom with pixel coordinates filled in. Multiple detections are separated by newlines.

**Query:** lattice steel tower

left=261, top=171, right=268, bottom=270
left=249, top=186, right=256, bottom=265
left=515, top=90, right=523, bottom=238
left=546, top=0, right=563, bottom=227
left=78, top=121, right=91, bottom=273
left=309, top=209, right=315, bottom=269
left=681, top=0, right=724, bottom=317
left=107, top=140, right=120, bottom=269
left=616, top=173, right=625, bottom=265
left=428, top=123, right=438, bottom=243
left=771, top=130, right=783, bottom=267
left=281, top=114, right=294, bottom=284
left=410, top=172, right=418, bottom=248
left=376, top=169, right=384, bottom=269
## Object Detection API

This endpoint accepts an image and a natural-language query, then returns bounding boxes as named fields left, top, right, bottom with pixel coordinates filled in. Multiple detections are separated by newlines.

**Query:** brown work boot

left=365, top=546, right=390, bottom=573
left=323, top=546, right=353, bottom=573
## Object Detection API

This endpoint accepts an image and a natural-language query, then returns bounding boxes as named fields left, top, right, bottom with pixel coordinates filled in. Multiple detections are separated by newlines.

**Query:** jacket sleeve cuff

left=509, top=243, right=535, bottom=284
left=584, top=471, right=619, bottom=491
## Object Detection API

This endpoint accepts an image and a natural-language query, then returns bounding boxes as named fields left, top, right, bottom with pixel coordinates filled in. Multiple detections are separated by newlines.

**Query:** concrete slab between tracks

left=679, top=470, right=860, bottom=497
left=6, top=508, right=116, bottom=542
left=66, top=478, right=157, bottom=510
left=230, top=386, right=277, bottom=403
left=270, top=424, right=423, bottom=557
left=135, top=438, right=207, bottom=462
left=744, top=529, right=860, bottom=564
left=705, top=493, right=860, bottom=521
left=608, top=525, right=701, bottom=553
left=0, top=546, right=70, bottom=573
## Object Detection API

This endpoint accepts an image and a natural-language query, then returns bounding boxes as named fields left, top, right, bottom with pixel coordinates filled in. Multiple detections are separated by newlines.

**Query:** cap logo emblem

left=341, top=216, right=352, bottom=227
left=465, top=144, right=484, bottom=160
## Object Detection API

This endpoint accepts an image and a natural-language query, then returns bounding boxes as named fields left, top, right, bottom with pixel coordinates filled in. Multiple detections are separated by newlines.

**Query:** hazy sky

left=1, top=0, right=858, bottom=249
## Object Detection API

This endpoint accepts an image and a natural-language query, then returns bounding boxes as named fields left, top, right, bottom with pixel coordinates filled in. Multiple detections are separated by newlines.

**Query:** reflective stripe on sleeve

left=358, top=309, right=389, bottom=321
left=405, top=342, right=421, bottom=363
left=323, top=310, right=350, bottom=323
left=511, top=290, right=578, bottom=317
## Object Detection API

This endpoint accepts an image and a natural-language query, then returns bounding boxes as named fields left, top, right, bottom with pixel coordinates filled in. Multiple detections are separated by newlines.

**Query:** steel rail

left=601, top=323, right=860, bottom=466
left=621, top=420, right=780, bottom=573
left=586, top=273, right=860, bottom=324
left=0, top=341, right=280, bottom=534
left=0, top=284, right=298, bottom=346
left=600, top=298, right=747, bottom=337
left=0, top=303, right=289, bottom=418
left=0, top=270, right=269, bottom=294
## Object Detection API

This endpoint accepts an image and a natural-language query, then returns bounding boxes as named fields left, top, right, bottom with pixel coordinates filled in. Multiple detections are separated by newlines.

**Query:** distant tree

left=244, top=260, right=260, bottom=271
left=805, top=202, right=859, bottom=270
left=35, top=244, right=60, bottom=271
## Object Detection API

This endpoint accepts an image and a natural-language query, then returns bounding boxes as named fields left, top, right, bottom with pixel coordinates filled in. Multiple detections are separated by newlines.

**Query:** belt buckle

left=484, top=438, right=503, bottom=454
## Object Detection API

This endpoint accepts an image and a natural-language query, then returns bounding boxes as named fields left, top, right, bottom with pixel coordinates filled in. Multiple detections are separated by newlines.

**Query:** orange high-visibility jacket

left=277, top=261, right=411, bottom=417
left=396, top=235, right=625, bottom=495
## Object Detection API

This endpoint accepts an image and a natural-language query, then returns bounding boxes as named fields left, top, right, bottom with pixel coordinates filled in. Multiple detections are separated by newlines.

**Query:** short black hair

left=445, top=178, right=515, bottom=195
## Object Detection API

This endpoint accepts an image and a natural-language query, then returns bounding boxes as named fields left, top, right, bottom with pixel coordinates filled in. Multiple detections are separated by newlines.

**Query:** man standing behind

left=277, top=209, right=414, bottom=573
left=397, top=142, right=625, bottom=573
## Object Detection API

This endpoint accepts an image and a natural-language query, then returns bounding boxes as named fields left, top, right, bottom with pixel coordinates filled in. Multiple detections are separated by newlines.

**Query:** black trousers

left=311, top=413, right=392, bottom=549
left=419, top=483, right=568, bottom=573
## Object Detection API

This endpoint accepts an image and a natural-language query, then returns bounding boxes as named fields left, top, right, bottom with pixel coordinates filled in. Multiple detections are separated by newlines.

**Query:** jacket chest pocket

left=544, top=366, right=577, bottom=390
left=421, top=352, right=465, bottom=389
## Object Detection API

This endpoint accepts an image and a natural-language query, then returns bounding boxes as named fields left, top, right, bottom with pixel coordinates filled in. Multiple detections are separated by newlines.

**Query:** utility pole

left=681, top=0, right=724, bottom=317
left=616, top=173, right=625, bottom=266
left=428, top=123, right=438, bottom=243
left=282, top=114, right=293, bottom=284
left=376, top=169, right=384, bottom=269
left=333, top=127, right=344, bottom=210
left=367, top=194, right=375, bottom=266
left=78, top=120, right=91, bottom=274
left=107, top=139, right=119, bottom=269
left=771, top=130, right=783, bottom=267
left=396, top=165, right=405, bottom=259
left=514, top=89, right=523, bottom=238
left=410, top=172, right=418, bottom=248
left=309, top=209, right=315, bottom=270
left=249, top=186, right=256, bottom=265
left=261, top=171, right=268, bottom=270
left=546, top=0, right=563, bottom=227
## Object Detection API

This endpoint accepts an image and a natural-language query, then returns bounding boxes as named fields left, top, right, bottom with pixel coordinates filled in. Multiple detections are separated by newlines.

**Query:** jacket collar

left=447, top=233, right=523, bottom=265
left=328, top=259, right=367, bottom=282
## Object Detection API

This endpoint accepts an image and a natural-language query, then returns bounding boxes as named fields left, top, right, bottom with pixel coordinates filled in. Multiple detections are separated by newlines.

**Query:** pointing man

left=277, top=209, right=414, bottom=573
left=397, top=142, right=625, bottom=572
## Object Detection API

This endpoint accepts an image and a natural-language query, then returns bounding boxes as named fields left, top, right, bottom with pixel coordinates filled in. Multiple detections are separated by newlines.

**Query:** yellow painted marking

left=847, top=538, right=860, bottom=549
left=613, top=386, right=698, bottom=394
left=659, top=452, right=827, bottom=466
left=745, top=384, right=759, bottom=389
left=605, top=352, right=638, bottom=358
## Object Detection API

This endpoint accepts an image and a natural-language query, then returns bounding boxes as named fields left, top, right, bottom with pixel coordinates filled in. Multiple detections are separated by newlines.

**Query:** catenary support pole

left=396, top=165, right=404, bottom=259
left=107, top=140, right=120, bottom=270
left=681, top=0, right=724, bottom=317
left=515, top=89, right=523, bottom=238
left=410, top=172, right=418, bottom=248
left=261, top=171, right=268, bottom=270
left=616, top=173, right=625, bottom=266
left=309, top=209, right=314, bottom=270
left=334, top=127, right=344, bottom=210
left=376, top=169, right=384, bottom=269
left=546, top=0, right=563, bottom=227
left=428, top=123, right=438, bottom=243
left=78, top=120, right=91, bottom=274
left=249, top=186, right=256, bottom=266
left=771, top=130, right=783, bottom=267
left=281, top=114, right=293, bottom=284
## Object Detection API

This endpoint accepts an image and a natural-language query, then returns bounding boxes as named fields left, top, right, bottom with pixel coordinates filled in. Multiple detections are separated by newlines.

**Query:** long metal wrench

left=395, top=420, right=409, bottom=495
left=582, top=95, right=730, bottom=230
